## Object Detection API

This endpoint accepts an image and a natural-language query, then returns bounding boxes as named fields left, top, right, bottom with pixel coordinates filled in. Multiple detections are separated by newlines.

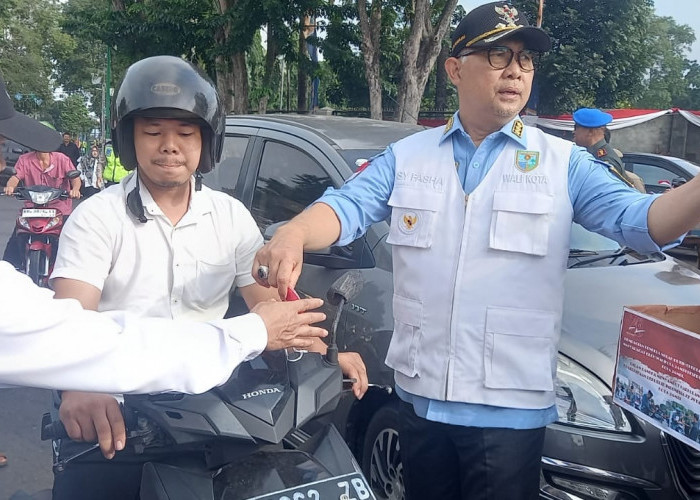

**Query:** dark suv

left=206, top=114, right=700, bottom=500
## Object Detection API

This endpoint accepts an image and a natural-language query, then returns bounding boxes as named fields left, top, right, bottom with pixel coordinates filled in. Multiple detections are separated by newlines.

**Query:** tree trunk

left=357, top=0, right=383, bottom=120
left=435, top=43, right=449, bottom=111
left=232, top=51, right=249, bottom=114
left=396, top=0, right=458, bottom=124
left=213, top=0, right=248, bottom=114
left=297, top=19, right=309, bottom=114
left=215, top=56, right=235, bottom=113
left=260, top=23, right=281, bottom=115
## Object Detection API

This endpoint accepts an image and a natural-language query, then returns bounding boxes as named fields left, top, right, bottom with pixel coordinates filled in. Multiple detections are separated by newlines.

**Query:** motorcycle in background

left=43, top=271, right=376, bottom=500
left=3, top=167, right=80, bottom=287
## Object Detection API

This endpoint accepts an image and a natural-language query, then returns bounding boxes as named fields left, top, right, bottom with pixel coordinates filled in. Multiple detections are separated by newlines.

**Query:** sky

left=458, top=0, right=700, bottom=64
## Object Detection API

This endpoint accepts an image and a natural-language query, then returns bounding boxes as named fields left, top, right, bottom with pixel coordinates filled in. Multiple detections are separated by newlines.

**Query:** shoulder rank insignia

left=511, top=119, right=524, bottom=138
left=515, top=150, right=540, bottom=172
left=597, top=148, right=606, bottom=158
left=444, top=115, right=454, bottom=134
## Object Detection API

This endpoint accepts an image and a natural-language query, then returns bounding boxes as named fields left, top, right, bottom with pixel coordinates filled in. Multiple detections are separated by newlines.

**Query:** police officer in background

left=102, top=138, right=129, bottom=186
left=572, top=107, right=634, bottom=185
left=253, top=2, right=700, bottom=498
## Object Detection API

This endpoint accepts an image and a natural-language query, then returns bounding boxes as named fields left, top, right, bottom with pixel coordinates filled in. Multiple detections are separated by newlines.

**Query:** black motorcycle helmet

left=111, top=55, right=224, bottom=174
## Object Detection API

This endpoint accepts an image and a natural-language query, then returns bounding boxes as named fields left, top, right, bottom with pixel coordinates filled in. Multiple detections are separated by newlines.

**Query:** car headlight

left=555, top=354, right=632, bottom=432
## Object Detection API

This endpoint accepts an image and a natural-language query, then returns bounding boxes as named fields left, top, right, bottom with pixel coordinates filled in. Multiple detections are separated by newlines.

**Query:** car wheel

left=362, top=402, right=405, bottom=500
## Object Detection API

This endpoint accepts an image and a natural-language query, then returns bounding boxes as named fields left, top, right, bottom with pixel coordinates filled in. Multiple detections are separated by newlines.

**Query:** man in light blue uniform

left=253, top=2, right=700, bottom=499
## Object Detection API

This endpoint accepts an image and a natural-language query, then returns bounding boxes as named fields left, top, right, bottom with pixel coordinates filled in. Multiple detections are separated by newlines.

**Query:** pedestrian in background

left=57, top=132, right=81, bottom=167
left=77, top=144, right=104, bottom=197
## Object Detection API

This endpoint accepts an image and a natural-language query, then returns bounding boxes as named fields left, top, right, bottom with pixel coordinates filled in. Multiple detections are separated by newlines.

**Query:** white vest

left=385, top=125, right=574, bottom=409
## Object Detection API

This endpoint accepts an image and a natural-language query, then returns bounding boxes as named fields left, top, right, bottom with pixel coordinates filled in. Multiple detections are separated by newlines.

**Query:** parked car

left=622, top=152, right=700, bottom=194
left=1, top=138, right=30, bottom=168
left=623, top=152, right=700, bottom=266
left=205, top=114, right=700, bottom=500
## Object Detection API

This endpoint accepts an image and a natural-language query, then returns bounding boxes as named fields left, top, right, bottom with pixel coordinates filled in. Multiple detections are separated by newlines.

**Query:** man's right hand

left=252, top=224, right=307, bottom=300
left=251, top=297, right=327, bottom=350
left=59, top=391, right=125, bottom=460
left=3, top=185, right=14, bottom=196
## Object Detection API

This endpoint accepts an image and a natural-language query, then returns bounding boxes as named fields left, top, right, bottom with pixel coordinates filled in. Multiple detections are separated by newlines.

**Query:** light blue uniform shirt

left=319, top=112, right=677, bottom=429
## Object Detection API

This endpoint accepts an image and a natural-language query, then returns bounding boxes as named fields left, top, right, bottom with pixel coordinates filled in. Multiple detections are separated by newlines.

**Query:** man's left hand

left=338, top=352, right=368, bottom=399
left=69, top=188, right=81, bottom=199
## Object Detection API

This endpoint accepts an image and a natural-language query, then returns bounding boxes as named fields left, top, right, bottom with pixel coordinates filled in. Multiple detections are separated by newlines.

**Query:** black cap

left=0, top=75, right=62, bottom=152
left=450, top=2, right=551, bottom=57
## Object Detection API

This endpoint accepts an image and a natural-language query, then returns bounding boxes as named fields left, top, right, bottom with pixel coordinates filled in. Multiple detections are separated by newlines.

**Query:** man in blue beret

left=572, top=108, right=632, bottom=187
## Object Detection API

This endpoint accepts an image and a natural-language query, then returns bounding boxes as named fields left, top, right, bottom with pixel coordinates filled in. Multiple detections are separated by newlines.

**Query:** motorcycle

left=43, top=271, right=376, bottom=500
left=3, top=167, right=80, bottom=287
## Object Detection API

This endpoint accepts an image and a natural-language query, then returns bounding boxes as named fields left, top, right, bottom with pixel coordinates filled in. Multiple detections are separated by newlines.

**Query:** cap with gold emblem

left=450, top=2, right=551, bottom=58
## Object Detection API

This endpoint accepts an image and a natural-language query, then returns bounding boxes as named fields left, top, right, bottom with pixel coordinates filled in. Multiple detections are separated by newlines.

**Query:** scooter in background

left=4, top=168, right=80, bottom=287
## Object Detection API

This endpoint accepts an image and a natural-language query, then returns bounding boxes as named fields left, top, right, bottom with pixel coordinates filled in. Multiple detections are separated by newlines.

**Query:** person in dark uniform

left=572, top=107, right=635, bottom=188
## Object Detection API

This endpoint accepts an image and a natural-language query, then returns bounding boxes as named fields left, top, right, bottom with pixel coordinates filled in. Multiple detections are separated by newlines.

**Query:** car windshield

left=660, top=156, right=700, bottom=177
left=570, top=223, right=621, bottom=253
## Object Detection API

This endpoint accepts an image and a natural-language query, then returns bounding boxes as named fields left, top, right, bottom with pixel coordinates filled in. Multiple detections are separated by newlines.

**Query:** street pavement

left=0, top=195, right=55, bottom=499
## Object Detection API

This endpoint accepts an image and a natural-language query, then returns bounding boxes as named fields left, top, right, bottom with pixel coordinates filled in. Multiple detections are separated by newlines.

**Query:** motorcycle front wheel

left=26, top=249, right=48, bottom=287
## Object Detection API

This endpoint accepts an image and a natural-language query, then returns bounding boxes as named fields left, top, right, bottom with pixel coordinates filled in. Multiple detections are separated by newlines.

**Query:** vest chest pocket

left=385, top=294, right=423, bottom=378
left=490, top=191, right=554, bottom=256
left=484, top=306, right=555, bottom=392
left=386, top=189, right=442, bottom=249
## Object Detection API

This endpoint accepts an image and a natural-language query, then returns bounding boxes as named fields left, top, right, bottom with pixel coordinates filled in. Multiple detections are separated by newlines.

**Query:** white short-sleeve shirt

left=51, top=173, right=263, bottom=321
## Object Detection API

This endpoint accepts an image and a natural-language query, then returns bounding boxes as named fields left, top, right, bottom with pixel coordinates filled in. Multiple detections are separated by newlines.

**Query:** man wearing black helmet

left=49, top=55, right=367, bottom=500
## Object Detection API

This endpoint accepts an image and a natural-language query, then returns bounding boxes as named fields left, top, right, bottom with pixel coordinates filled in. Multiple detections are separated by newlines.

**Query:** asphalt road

left=0, top=195, right=55, bottom=499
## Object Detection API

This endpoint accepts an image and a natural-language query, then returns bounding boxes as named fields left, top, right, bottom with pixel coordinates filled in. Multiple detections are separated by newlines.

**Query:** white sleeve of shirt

left=231, top=199, right=264, bottom=289
left=0, top=262, right=267, bottom=393
left=50, top=197, right=114, bottom=291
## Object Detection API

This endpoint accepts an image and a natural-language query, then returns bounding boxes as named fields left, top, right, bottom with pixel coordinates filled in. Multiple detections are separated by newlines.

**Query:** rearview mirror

left=67, top=170, right=81, bottom=180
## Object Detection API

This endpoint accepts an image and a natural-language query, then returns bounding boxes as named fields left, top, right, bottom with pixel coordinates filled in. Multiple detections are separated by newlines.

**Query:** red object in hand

left=285, top=287, right=300, bottom=301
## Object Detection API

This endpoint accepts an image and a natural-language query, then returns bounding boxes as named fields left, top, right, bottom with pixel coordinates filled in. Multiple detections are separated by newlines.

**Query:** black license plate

left=249, top=472, right=376, bottom=500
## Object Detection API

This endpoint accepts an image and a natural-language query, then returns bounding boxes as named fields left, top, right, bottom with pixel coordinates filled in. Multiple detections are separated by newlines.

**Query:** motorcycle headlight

left=28, top=190, right=55, bottom=204
left=44, top=216, right=61, bottom=231
left=555, top=354, right=632, bottom=432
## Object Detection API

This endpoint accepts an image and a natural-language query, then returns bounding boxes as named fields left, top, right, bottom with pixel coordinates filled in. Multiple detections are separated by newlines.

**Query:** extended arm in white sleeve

left=0, top=262, right=266, bottom=393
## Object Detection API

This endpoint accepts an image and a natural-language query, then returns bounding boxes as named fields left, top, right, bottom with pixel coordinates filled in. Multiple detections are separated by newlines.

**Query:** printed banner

left=614, top=305, right=700, bottom=452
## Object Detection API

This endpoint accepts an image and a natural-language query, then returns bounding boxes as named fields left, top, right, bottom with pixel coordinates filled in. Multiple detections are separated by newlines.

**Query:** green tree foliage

left=0, top=0, right=71, bottom=118
left=512, top=0, right=655, bottom=115
left=635, top=16, right=699, bottom=109
left=54, top=93, right=96, bottom=137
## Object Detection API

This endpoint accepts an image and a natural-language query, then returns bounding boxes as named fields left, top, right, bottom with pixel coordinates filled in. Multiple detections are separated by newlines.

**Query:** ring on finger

left=257, top=265, right=269, bottom=280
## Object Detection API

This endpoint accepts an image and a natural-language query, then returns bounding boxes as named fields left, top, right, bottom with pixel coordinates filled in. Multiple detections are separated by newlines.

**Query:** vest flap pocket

left=490, top=191, right=553, bottom=256
left=385, top=294, right=423, bottom=378
left=387, top=190, right=440, bottom=249
left=492, top=191, right=554, bottom=214
left=484, top=306, right=555, bottom=392
left=392, top=294, right=422, bottom=326
left=388, top=188, right=442, bottom=210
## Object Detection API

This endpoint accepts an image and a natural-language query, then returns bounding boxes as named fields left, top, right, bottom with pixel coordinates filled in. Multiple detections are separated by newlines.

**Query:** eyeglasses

left=458, top=46, right=540, bottom=72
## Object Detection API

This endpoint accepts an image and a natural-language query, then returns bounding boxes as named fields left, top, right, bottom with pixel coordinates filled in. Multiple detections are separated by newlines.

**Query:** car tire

left=361, top=402, right=405, bottom=500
